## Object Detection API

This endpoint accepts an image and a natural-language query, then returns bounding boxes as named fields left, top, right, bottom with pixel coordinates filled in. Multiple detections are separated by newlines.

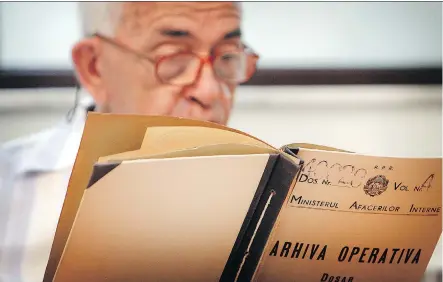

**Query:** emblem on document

left=363, top=175, right=389, bottom=197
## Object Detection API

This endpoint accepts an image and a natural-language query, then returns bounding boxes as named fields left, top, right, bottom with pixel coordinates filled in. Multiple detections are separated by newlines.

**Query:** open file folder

left=44, top=113, right=442, bottom=282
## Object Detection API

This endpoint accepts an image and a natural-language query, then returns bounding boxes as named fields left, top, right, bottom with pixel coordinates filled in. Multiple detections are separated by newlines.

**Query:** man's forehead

left=119, top=2, right=240, bottom=27
left=114, top=1, right=242, bottom=47
left=125, top=2, right=240, bottom=12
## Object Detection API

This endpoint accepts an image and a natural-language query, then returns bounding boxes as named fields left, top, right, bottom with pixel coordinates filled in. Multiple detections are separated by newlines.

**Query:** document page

left=253, top=149, right=442, bottom=282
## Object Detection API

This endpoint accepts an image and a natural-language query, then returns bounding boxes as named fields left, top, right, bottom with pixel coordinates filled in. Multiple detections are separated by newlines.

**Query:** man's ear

left=71, top=37, right=106, bottom=106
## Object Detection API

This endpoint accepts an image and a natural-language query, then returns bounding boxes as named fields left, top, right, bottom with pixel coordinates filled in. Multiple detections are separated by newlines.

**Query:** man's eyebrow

left=160, top=29, right=191, bottom=37
left=224, top=28, right=241, bottom=39
left=157, top=27, right=241, bottom=39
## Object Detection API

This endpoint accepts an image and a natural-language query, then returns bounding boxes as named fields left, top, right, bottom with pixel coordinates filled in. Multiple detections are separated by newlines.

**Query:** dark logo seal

left=363, top=175, right=389, bottom=197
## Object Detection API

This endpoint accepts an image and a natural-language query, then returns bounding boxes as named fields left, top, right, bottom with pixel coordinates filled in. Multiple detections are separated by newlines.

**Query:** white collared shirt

left=0, top=97, right=93, bottom=282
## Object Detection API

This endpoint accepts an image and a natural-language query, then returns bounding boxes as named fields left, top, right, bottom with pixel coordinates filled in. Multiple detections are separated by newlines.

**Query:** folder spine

left=235, top=154, right=301, bottom=281
left=219, top=154, right=278, bottom=281
left=219, top=154, right=301, bottom=281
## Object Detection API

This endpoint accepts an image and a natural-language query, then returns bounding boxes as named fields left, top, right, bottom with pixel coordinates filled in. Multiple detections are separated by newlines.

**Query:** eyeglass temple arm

left=89, top=32, right=157, bottom=63
left=90, top=32, right=259, bottom=61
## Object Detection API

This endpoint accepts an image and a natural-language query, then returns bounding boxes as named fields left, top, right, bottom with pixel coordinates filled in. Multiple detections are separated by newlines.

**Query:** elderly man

left=0, top=2, right=259, bottom=282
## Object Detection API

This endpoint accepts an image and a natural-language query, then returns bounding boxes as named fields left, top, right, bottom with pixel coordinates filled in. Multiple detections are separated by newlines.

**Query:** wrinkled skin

left=72, top=2, right=242, bottom=125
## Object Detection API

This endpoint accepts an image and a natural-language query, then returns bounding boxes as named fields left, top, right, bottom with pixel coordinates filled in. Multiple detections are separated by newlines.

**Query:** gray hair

left=77, top=2, right=242, bottom=37
left=77, top=2, right=123, bottom=37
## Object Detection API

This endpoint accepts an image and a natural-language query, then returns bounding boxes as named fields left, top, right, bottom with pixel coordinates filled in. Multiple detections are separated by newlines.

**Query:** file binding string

left=234, top=189, right=276, bottom=282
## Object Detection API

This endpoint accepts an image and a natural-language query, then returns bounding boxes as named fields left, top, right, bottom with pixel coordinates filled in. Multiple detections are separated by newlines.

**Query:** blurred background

left=0, top=2, right=441, bottom=281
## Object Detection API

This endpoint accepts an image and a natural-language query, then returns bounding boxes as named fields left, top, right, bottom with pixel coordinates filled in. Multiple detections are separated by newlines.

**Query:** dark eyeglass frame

left=92, top=32, right=260, bottom=86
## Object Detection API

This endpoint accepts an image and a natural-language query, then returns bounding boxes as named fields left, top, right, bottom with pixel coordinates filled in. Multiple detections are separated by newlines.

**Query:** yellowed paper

left=253, top=149, right=442, bottom=282
left=99, top=126, right=275, bottom=163
left=98, top=143, right=276, bottom=163
left=283, top=143, right=353, bottom=153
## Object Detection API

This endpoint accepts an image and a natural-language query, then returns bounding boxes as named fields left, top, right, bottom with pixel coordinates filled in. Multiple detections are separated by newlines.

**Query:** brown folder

left=43, top=112, right=441, bottom=282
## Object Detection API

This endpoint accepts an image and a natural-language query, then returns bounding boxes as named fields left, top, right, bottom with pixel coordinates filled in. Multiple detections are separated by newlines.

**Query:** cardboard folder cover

left=44, top=112, right=442, bottom=282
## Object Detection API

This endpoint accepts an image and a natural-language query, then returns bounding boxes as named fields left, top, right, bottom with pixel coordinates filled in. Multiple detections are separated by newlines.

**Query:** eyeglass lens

left=157, top=50, right=255, bottom=86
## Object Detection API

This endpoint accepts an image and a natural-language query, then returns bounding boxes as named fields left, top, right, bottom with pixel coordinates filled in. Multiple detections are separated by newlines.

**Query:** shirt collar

left=15, top=96, right=95, bottom=175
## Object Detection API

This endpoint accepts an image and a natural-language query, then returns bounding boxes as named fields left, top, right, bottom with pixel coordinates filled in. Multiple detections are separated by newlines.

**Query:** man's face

left=74, top=2, right=248, bottom=125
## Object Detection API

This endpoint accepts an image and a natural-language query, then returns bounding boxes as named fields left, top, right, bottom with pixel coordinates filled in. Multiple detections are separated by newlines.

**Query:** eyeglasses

left=93, top=33, right=259, bottom=86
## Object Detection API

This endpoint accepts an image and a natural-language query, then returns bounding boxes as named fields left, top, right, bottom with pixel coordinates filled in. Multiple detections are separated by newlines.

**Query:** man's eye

left=221, top=53, right=239, bottom=62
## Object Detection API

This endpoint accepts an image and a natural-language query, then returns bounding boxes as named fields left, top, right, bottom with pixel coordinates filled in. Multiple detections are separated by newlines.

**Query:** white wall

left=0, top=2, right=81, bottom=69
left=231, top=85, right=442, bottom=157
left=1, top=2, right=441, bottom=69
left=242, top=2, right=442, bottom=68
left=0, top=85, right=441, bottom=157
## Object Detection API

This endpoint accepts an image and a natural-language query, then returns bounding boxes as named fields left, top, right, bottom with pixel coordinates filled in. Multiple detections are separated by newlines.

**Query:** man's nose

left=183, top=63, right=222, bottom=109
